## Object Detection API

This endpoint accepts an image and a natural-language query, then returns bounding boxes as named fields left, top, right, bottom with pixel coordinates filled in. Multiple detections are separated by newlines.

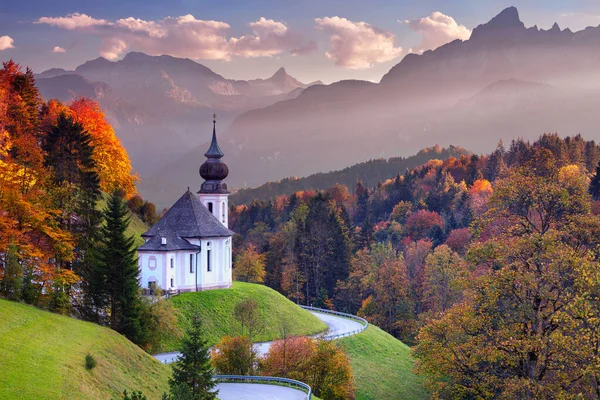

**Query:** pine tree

left=169, top=312, right=218, bottom=400
left=589, top=161, right=600, bottom=201
left=0, top=245, right=22, bottom=301
left=98, top=190, right=147, bottom=345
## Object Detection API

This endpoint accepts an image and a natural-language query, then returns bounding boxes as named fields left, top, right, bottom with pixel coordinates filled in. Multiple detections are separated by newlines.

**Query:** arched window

left=222, top=202, right=226, bottom=223
left=208, top=202, right=213, bottom=213
left=207, top=250, right=212, bottom=272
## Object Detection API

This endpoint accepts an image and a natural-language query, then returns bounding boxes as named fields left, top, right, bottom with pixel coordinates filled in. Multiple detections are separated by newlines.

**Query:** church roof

left=138, top=229, right=200, bottom=252
left=141, top=190, right=234, bottom=240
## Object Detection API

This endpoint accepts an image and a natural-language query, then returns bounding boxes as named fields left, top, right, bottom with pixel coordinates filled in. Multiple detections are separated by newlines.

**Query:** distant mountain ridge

left=149, top=6, right=600, bottom=197
left=35, top=52, right=317, bottom=175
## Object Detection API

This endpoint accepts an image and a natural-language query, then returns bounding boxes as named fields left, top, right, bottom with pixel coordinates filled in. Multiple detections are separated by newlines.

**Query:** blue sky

left=1, top=0, right=600, bottom=83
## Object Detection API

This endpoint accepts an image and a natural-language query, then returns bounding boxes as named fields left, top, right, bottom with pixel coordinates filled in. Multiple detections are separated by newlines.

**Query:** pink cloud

left=0, top=36, right=14, bottom=51
left=36, top=13, right=316, bottom=61
left=315, top=16, right=403, bottom=69
left=52, top=46, right=66, bottom=53
left=404, top=12, right=471, bottom=53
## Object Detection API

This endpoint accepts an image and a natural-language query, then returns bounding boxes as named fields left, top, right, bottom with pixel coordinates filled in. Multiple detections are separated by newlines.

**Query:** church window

left=222, top=202, right=225, bottom=223
left=207, top=250, right=212, bottom=272
left=208, top=202, right=213, bottom=213
left=190, top=254, right=194, bottom=273
left=170, top=278, right=174, bottom=287
left=170, top=258, right=174, bottom=268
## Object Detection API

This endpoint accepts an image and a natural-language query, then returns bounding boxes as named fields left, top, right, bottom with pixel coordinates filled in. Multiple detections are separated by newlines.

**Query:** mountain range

left=36, top=7, right=600, bottom=206
left=35, top=53, right=319, bottom=176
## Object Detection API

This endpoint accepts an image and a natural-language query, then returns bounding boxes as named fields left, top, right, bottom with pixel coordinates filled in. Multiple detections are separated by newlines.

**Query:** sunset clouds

left=404, top=12, right=471, bottom=53
left=0, top=36, right=15, bottom=51
left=36, top=13, right=316, bottom=61
left=315, top=17, right=403, bottom=69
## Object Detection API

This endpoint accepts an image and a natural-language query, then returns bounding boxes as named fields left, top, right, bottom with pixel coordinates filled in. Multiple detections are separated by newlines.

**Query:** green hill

left=340, top=325, right=429, bottom=400
left=162, top=282, right=328, bottom=351
left=97, top=194, right=149, bottom=247
left=0, top=299, right=170, bottom=400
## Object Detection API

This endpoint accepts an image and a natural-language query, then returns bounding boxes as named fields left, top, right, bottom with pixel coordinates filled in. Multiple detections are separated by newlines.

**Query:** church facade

left=138, top=117, right=234, bottom=292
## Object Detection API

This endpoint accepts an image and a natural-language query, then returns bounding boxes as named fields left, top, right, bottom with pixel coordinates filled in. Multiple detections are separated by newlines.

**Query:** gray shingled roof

left=141, top=190, right=234, bottom=239
left=138, top=229, right=200, bottom=252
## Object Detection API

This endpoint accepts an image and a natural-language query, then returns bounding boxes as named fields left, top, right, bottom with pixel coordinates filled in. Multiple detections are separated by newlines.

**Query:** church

left=138, top=116, right=234, bottom=292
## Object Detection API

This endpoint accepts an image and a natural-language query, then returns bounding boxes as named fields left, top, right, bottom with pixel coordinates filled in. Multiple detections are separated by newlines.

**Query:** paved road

left=216, top=383, right=307, bottom=400
left=154, top=310, right=364, bottom=363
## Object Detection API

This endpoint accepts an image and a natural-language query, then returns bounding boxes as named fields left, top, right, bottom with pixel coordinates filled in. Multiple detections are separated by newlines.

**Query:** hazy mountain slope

left=145, top=6, right=600, bottom=201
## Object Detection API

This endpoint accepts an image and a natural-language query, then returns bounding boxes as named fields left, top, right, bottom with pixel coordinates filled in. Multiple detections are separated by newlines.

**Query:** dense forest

left=230, top=145, right=469, bottom=204
left=0, top=60, right=171, bottom=350
left=231, top=133, right=600, bottom=397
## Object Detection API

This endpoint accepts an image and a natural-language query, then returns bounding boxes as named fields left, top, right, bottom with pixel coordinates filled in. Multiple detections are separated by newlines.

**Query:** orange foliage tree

left=69, top=98, right=137, bottom=197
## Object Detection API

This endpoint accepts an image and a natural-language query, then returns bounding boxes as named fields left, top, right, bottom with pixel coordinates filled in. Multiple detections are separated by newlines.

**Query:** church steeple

left=199, top=114, right=229, bottom=194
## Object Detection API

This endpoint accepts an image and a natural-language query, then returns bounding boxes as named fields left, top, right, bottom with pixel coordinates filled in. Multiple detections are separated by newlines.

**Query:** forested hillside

left=231, top=133, right=600, bottom=396
left=230, top=145, right=469, bottom=204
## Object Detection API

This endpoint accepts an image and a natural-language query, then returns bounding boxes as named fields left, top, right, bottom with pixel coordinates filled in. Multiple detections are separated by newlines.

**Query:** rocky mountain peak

left=471, top=6, right=526, bottom=39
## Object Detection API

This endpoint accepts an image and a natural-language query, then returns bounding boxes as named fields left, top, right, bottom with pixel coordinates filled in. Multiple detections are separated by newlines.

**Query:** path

left=215, top=383, right=307, bottom=400
left=154, top=310, right=365, bottom=363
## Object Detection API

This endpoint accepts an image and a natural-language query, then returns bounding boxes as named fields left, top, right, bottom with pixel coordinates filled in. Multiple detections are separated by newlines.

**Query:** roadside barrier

left=215, top=375, right=312, bottom=399
left=299, top=305, right=369, bottom=340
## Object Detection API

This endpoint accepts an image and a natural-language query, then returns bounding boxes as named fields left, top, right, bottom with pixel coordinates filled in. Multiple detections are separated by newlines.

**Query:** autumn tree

left=233, top=245, right=266, bottom=283
left=590, top=161, right=600, bottom=200
left=422, top=245, right=467, bottom=315
left=231, top=298, right=264, bottom=344
left=211, top=336, right=257, bottom=376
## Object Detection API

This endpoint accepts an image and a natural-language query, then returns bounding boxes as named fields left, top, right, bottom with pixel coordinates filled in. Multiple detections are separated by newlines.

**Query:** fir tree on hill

left=168, top=312, right=218, bottom=400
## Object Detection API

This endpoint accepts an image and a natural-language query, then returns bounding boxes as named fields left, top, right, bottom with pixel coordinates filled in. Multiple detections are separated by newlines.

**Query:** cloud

left=52, top=46, right=66, bottom=53
left=36, top=13, right=316, bottom=61
left=315, top=16, right=402, bottom=69
left=404, top=12, right=470, bottom=53
left=0, top=36, right=14, bottom=51
left=37, top=13, right=110, bottom=29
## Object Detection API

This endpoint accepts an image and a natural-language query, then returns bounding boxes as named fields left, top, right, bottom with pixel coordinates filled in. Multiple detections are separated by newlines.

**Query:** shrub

left=85, top=353, right=97, bottom=370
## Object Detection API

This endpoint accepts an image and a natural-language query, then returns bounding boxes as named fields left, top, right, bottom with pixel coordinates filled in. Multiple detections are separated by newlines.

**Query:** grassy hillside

left=0, top=299, right=170, bottom=400
left=340, top=325, right=429, bottom=400
left=162, top=282, right=328, bottom=351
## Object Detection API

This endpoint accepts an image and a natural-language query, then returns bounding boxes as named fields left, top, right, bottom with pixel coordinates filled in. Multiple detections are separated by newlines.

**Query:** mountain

left=36, top=52, right=313, bottom=175
left=142, top=6, right=600, bottom=205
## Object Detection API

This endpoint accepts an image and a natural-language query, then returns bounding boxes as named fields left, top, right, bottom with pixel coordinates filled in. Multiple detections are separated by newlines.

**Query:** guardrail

left=215, top=375, right=312, bottom=399
left=300, top=305, right=369, bottom=340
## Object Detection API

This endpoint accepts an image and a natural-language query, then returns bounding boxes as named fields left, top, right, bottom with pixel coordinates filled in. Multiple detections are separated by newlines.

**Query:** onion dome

left=199, top=114, right=229, bottom=193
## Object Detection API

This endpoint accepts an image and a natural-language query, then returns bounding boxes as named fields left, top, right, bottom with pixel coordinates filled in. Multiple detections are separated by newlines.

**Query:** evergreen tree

left=0, top=245, right=22, bottom=301
left=590, top=161, right=600, bottom=201
left=169, top=312, right=218, bottom=400
left=98, top=190, right=147, bottom=344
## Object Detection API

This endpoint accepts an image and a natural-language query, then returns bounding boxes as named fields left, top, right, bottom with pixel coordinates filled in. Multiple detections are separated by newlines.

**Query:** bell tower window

left=208, top=202, right=213, bottom=213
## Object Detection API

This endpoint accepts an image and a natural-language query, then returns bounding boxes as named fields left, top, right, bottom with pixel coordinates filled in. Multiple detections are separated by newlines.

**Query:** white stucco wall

left=198, top=193, right=229, bottom=228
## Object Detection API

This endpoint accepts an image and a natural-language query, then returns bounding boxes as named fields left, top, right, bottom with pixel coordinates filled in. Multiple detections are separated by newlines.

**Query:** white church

left=138, top=116, right=234, bottom=292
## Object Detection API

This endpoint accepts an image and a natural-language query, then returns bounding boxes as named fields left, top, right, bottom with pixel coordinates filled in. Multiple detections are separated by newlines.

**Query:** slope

left=0, top=299, right=170, bottom=400
left=161, top=282, right=328, bottom=351
left=339, top=325, right=429, bottom=400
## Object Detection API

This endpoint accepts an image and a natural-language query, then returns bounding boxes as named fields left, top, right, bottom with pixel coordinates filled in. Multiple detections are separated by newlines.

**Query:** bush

left=85, top=353, right=97, bottom=370
left=121, top=390, right=147, bottom=400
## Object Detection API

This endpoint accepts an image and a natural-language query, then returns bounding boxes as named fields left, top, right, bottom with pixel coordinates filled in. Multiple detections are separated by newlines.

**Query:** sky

left=1, top=0, right=600, bottom=84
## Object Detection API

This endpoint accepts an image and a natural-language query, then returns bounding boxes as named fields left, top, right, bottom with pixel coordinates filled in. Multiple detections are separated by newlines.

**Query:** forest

left=230, top=133, right=600, bottom=397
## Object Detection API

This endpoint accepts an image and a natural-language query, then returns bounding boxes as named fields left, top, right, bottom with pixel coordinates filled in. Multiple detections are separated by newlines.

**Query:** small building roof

left=138, top=229, right=200, bottom=252
left=141, top=190, right=234, bottom=240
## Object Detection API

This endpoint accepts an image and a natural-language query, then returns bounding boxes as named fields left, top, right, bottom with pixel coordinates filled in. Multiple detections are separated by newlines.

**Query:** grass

left=162, top=282, right=328, bottom=351
left=0, top=299, right=170, bottom=400
left=339, top=325, right=430, bottom=400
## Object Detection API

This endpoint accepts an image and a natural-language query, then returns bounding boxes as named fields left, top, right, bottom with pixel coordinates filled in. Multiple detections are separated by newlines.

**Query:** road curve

left=216, top=383, right=307, bottom=400
left=154, top=310, right=364, bottom=363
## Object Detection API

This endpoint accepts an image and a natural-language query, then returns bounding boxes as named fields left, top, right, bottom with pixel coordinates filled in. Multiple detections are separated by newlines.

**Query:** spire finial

left=213, top=113, right=217, bottom=124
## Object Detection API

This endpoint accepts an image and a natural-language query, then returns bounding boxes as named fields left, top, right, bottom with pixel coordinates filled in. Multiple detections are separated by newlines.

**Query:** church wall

left=199, top=193, right=229, bottom=228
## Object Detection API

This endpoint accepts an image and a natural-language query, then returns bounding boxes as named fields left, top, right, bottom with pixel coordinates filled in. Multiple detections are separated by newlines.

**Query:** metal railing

left=300, top=305, right=369, bottom=340
left=215, top=375, right=312, bottom=399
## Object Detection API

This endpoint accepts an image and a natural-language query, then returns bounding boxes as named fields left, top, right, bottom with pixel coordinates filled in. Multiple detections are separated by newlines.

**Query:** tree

left=170, top=312, right=218, bottom=400
left=97, top=191, right=146, bottom=344
left=422, top=245, right=467, bottom=314
left=231, top=298, right=264, bottom=344
left=405, top=210, right=443, bottom=240
left=233, top=245, right=266, bottom=283
left=140, top=288, right=183, bottom=353
left=211, top=336, right=257, bottom=376
left=589, top=161, right=600, bottom=200
left=0, top=245, right=22, bottom=300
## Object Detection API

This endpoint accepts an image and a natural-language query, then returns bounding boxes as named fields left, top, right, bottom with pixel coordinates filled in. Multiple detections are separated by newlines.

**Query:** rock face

left=142, top=6, right=600, bottom=206
left=36, top=53, right=312, bottom=176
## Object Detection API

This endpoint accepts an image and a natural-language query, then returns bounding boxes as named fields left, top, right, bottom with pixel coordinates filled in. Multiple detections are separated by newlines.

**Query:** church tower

left=198, top=114, right=229, bottom=228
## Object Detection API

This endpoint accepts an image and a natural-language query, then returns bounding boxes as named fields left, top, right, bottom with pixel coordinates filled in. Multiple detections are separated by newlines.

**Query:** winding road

left=154, top=309, right=366, bottom=400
